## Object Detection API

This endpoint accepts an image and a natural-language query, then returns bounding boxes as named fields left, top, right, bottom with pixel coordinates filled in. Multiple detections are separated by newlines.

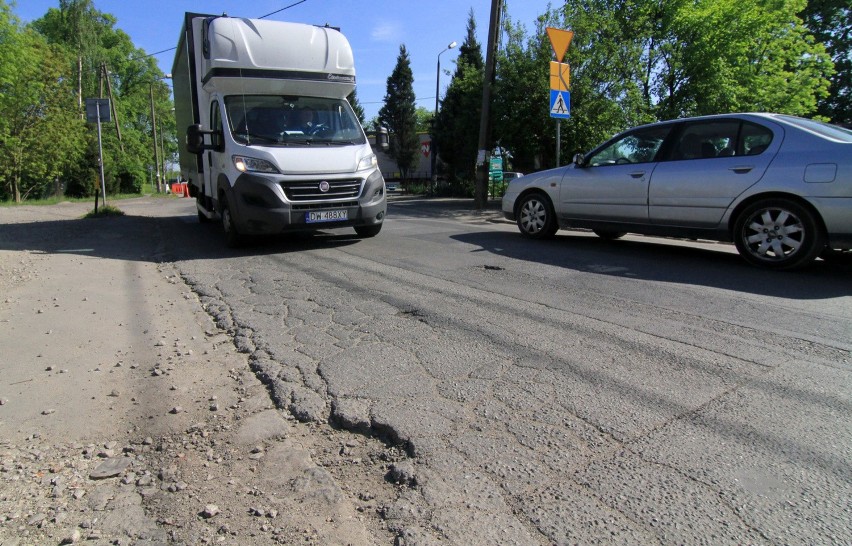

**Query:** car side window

left=742, top=122, right=773, bottom=156
left=586, top=125, right=671, bottom=167
left=672, top=120, right=741, bottom=160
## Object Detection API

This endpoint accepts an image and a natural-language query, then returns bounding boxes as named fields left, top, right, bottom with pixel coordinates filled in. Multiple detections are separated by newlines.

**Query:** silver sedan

left=502, top=113, right=852, bottom=269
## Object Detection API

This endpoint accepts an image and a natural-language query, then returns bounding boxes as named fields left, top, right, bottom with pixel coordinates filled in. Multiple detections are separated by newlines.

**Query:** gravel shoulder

left=0, top=199, right=400, bottom=545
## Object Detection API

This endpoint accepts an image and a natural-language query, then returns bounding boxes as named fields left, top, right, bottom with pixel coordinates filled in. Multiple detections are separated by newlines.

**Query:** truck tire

left=220, top=194, right=243, bottom=248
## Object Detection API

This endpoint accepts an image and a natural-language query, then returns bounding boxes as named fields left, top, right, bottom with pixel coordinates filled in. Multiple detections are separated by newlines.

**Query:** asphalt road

left=67, top=196, right=852, bottom=544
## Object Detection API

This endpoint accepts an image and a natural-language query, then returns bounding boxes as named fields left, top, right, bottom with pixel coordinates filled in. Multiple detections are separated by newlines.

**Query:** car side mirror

left=573, top=153, right=586, bottom=167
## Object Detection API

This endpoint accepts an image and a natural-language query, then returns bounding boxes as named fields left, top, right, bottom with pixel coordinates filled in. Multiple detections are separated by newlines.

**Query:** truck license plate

left=306, top=209, right=348, bottom=223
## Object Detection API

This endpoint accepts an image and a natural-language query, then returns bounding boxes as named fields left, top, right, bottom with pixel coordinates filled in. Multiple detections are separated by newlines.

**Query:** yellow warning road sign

left=546, top=27, right=574, bottom=63
left=549, top=61, right=570, bottom=91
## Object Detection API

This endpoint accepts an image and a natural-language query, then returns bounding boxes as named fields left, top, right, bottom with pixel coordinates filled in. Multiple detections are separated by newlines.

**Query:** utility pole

left=474, top=0, right=501, bottom=209
left=150, top=83, right=162, bottom=193
left=102, top=64, right=123, bottom=151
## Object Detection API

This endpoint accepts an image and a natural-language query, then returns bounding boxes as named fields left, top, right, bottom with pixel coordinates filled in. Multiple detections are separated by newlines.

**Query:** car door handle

left=729, top=166, right=754, bottom=174
left=629, top=171, right=646, bottom=179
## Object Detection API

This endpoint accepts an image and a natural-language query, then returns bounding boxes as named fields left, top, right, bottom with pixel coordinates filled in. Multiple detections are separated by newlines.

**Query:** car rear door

left=648, top=118, right=779, bottom=227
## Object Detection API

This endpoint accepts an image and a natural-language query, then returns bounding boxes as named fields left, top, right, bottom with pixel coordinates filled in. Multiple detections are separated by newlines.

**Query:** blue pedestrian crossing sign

left=550, top=90, right=570, bottom=119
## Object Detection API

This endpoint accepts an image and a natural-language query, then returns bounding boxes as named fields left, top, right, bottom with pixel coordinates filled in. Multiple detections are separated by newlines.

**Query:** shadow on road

left=451, top=229, right=852, bottom=300
left=0, top=212, right=363, bottom=265
left=2, top=198, right=849, bottom=301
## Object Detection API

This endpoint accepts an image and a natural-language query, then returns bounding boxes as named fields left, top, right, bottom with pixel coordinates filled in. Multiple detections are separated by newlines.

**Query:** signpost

left=546, top=28, right=574, bottom=166
left=488, top=154, right=503, bottom=198
left=85, top=98, right=111, bottom=212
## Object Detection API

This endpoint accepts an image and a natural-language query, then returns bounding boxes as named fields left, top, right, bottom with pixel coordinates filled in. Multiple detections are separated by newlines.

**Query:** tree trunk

left=78, top=56, right=83, bottom=112
left=13, top=173, right=21, bottom=204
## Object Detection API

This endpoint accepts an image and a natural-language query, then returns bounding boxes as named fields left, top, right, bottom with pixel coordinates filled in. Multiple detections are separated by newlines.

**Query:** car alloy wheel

left=517, top=193, right=557, bottom=239
left=734, top=198, right=824, bottom=269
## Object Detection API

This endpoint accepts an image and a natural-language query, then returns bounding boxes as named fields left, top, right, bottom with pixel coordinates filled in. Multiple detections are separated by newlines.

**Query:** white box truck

left=172, top=12, right=387, bottom=246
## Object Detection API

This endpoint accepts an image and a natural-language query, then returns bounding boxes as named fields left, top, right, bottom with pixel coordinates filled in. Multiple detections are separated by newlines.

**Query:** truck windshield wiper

left=311, top=139, right=355, bottom=146
left=247, top=135, right=280, bottom=144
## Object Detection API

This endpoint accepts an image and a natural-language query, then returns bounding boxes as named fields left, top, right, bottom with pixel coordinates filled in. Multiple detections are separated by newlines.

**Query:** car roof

left=633, top=112, right=832, bottom=129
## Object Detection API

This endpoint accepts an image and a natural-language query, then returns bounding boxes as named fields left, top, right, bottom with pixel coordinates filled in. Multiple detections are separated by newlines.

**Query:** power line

left=259, top=0, right=308, bottom=19
left=128, top=2, right=311, bottom=63
left=134, top=46, right=176, bottom=61
left=361, top=97, right=437, bottom=105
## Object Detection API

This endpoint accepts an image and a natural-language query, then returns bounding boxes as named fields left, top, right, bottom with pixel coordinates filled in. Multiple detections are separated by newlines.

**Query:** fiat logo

left=319, top=181, right=330, bottom=192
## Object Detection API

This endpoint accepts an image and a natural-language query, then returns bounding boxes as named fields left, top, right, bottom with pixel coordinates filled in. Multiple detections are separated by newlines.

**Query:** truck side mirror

left=186, top=124, right=224, bottom=154
left=186, top=124, right=205, bottom=154
left=376, top=126, right=389, bottom=152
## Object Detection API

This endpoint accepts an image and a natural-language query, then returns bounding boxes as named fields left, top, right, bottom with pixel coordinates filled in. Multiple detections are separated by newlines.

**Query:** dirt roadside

left=0, top=199, right=401, bottom=546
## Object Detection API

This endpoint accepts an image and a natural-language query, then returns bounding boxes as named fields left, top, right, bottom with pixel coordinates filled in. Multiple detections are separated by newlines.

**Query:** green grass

left=83, top=205, right=126, bottom=218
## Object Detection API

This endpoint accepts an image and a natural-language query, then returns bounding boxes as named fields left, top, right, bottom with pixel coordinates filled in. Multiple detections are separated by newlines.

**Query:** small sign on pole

left=85, top=98, right=111, bottom=124
left=550, top=90, right=571, bottom=119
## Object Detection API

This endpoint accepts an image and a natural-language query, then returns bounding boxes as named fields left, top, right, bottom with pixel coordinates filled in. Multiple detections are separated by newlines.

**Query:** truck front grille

left=281, top=179, right=362, bottom=201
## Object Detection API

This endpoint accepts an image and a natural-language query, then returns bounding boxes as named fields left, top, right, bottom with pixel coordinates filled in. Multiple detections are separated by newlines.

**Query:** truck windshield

left=225, top=96, right=366, bottom=146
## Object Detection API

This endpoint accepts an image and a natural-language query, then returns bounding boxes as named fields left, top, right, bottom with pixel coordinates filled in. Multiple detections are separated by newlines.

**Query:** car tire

left=593, top=229, right=627, bottom=240
left=733, top=198, right=824, bottom=270
left=516, top=192, right=558, bottom=239
left=354, top=224, right=382, bottom=238
left=220, top=194, right=243, bottom=248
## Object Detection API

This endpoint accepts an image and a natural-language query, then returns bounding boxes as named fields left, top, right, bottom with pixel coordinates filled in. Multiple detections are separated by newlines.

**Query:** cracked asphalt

left=3, top=195, right=849, bottom=545
left=171, top=196, right=851, bottom=545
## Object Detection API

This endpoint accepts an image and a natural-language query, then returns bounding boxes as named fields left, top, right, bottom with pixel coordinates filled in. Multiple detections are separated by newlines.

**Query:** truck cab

left=173, top=13, right=387, bottom=246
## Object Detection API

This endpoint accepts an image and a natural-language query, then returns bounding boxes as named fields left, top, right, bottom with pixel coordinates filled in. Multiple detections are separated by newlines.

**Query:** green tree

left=801, top=0, right=850, bottom=124
left=494, top=5, right=650, bottom=171
left=32, top=1, right=173, bottom=196
left=347, top=88, right=365, bottom=126
left=378, top=45, right=419, bottom=179
left=656, top=0, right=832, bottom=118
left=494, top=0, right=833, bottom=173
left=492, top=18, right=551, bottom=172
left=0, top=3, right=86, bottom=202
left=415, top=107, right=432, bottom=132
left=434, top=9, right=484, bottom=182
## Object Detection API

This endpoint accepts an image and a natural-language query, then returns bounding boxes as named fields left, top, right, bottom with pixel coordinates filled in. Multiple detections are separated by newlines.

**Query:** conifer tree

left=434, top=9, right=484, bottom=184
left=347, top=88, right=366, bottom=126
left=378, top=45, right=419, bottom=179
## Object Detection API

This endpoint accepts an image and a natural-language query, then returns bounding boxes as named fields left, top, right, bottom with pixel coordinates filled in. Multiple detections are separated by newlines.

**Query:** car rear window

left=775, top=115, right=852, bottom=143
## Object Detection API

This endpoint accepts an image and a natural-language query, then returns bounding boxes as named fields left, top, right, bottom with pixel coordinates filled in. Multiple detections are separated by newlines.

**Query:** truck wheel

left=220, top=194, right=242, bottom=248
left=733, top=198, right=824, bottom=270
left=354, top=224, right=382, bottom=238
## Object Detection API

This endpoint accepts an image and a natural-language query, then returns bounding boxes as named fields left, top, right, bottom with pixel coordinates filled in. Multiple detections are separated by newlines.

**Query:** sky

left=13, top=0, right=557, bottom=121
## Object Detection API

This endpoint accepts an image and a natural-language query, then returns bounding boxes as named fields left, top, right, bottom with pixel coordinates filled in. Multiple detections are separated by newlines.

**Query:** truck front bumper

left=223, top=170, right=386, bottom=235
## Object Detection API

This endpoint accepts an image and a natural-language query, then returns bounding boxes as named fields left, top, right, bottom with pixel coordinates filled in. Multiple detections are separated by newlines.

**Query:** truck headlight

left=232, top=155, right=280, bottom=174
left=357, top=153, right=377, bottom=171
